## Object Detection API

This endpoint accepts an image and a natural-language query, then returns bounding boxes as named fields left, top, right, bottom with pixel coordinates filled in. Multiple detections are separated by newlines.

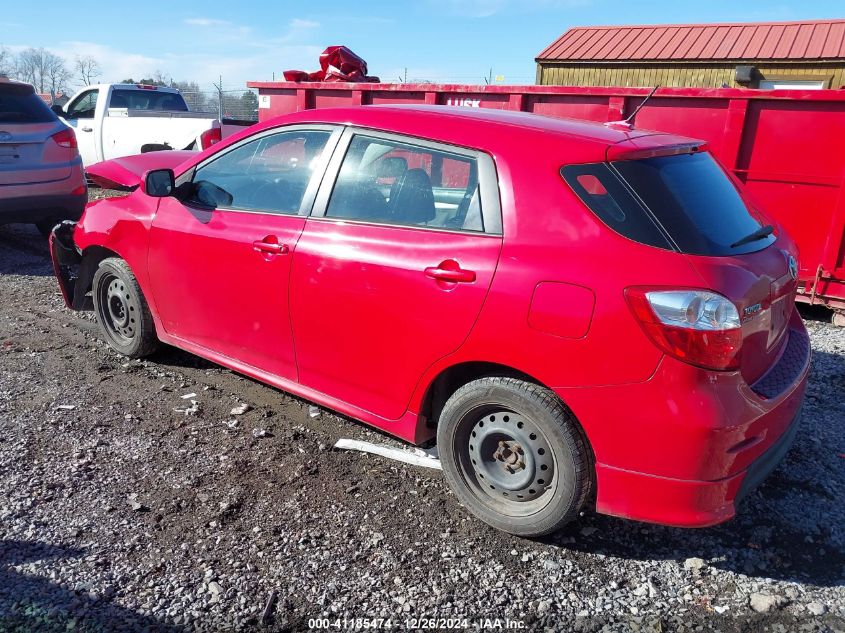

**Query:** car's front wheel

left=437, top=377, right=591, bottom=537
left=92, top=257, right=158, bottom=358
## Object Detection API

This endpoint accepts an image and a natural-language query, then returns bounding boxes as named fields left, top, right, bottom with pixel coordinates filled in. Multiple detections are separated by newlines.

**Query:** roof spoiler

left=606, top=138, right=708, bottom=162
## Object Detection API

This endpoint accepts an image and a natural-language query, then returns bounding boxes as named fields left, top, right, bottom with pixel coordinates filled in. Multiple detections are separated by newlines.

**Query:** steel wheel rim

left=457, top=406, right=556, bottom=517
left=97, top=273, right=138, bottom=344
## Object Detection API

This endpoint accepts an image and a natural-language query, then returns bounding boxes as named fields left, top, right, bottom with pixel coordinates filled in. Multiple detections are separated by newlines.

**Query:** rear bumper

left=557, top=312, right=811, bottom=528
left=593, top=403, right=802, bottom=527
left=0, top=163, right=86, bottom=224
left=0, top=191, right=87, bottom=224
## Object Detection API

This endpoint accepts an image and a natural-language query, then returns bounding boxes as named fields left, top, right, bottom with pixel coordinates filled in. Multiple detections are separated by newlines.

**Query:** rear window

left=109, top=89, right=189, bottom=112
left=0, top=83, right=56, bottom=123
left=562, top=152, right=775, bottom=256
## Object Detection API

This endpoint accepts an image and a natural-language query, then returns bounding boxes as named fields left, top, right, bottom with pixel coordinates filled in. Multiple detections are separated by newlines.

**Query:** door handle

left=253, top=239, right=289, bottom=255
left=424, top=263, right=476, bottom=283
left=81, top=127, right=93, bottom=132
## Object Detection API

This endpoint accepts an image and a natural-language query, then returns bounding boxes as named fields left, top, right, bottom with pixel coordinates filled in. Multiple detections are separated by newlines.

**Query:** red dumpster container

left=248, top=81, right=845, bottom=316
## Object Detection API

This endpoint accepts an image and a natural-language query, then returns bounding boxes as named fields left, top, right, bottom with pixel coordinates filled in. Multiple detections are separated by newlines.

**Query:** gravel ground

left=0, top=219, right=843, bottom=632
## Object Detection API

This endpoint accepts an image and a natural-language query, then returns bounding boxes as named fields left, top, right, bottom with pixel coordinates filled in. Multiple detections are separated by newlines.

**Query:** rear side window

left=109, top=89, right=188, bottom=111
left=0, top=83, right=56, bottom=123
left=326, top=135, right=484, bottom=232
left=562, top=152, right=774, bottom=256
left=561, top=162, right=671, bottom=249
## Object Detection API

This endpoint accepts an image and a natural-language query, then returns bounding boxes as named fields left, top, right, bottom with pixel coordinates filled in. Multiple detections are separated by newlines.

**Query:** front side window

left=188, top=130, right=331, bottom=215
left=325, top=135, right=484, bottom=232
left=66, top=90, right=98, bottom=119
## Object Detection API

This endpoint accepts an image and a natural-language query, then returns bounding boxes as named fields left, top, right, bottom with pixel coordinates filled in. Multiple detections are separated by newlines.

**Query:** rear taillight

left=626, top=288, right=742, bottom=371
left=51, top=128, right=77, bottom=149
left=199, top=127, right=222, bottom=149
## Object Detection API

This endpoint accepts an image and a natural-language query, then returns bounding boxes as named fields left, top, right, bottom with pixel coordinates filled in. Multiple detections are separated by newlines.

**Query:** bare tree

left=171, top=80, right=208, bottom=111
left=15, top=48, right=70, bottom=95
left=0, top=46, right=13, bottom=77
left=74, top=55, right=102, bottom=86
left=152, top=69, right=170, bottom=86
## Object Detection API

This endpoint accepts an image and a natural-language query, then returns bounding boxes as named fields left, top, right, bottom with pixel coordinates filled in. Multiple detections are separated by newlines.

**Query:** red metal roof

left=537, top=19, right=845, bottom=61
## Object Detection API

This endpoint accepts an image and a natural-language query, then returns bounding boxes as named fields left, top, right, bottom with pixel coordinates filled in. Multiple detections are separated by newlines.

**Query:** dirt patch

left=0, top=222, right=842, bottom=631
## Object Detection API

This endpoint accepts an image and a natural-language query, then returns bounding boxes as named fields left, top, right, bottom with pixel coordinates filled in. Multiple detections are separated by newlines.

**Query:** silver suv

left=0, top=77, right=86, bottom=235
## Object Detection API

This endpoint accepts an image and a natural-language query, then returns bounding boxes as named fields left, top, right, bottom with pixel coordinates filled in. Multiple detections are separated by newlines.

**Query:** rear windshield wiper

left=730, top=224, right=774, bottom=249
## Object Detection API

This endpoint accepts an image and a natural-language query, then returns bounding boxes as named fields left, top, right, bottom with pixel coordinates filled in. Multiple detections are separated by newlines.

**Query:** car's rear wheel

left=92, top=257, right=158, bottom=358
left=437, top=377, right=591, bottom=537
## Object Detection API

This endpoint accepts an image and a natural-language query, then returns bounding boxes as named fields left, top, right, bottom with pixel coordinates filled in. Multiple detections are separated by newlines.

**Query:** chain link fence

left=180, top=87, right=259, bottom=123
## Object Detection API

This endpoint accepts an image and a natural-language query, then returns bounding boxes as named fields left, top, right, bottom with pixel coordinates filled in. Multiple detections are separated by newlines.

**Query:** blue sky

left=1, top=0, right=843, bottom=91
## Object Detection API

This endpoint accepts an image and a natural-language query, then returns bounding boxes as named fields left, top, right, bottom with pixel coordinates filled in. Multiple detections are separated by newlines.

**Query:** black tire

left=92, top=257, right=158, bottom=358
left=437, top=377, right=591, bottom=537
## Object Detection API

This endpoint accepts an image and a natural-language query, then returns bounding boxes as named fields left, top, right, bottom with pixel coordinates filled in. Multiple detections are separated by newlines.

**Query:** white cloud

left=183, top=18, right=228, bottom=27
left=183, top=17, right=252, bottom=40
left=59, top=41, right=163, bottom=84
left=5, top=39, right=320, bottom=92
left=4, top=15, right=328, bottom=92
left=432, top=0, right=506, bottom=18
left=426, top=0, right=591, bottom=17
left=290, top=18, right=320, bottom=29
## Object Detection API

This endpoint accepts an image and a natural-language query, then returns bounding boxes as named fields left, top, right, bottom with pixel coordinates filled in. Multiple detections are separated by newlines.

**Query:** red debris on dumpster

left=284, top=46, right=379, bottom=83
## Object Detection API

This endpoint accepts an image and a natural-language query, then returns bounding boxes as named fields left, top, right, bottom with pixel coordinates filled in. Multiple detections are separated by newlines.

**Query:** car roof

left=264, top=104, right=703, bottom=158
left=0, top=76, right=35, bottom=92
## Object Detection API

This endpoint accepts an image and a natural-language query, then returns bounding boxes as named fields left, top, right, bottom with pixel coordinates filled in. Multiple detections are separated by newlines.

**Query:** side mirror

left=51, top=104, right=66, bottom=116
left=144, top=169, right=175, bottom=197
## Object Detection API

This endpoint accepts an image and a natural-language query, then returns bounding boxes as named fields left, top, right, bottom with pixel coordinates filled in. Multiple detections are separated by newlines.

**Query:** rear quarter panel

left=407, top=130, right=711, bottom=410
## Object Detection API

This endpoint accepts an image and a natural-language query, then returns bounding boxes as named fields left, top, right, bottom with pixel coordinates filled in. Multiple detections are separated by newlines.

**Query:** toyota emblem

left=788, top=255, right=798, bottom=280
left=0, top=131, right=12, bottom=142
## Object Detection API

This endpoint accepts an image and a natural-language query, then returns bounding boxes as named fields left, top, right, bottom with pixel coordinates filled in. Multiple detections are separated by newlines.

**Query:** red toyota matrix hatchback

left=51, top=106, right=809, bottom=537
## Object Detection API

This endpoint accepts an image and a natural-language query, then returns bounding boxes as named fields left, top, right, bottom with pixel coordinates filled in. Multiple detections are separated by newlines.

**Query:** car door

left=289, top=129, right=503, bottom=420
left=147, top=125, right=341, bottom=381
left=62, top=88, right=100, bottom=165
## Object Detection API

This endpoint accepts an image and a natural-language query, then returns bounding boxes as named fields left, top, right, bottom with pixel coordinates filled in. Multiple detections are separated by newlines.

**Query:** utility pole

left=213, top=75, right=223, bottom=120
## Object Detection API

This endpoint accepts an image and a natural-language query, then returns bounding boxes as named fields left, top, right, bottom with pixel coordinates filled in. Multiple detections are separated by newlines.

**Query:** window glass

left=189, top=130, right=331, bottom=214
left=758, top=79, right=824, bottom=90
left=326, top=135, right=483, bottom=232
left=109, top=89, right=188, bottom=111
left=612, top=152, right=773, bottom=255
left=0, top=83, right=55, bottom=123
left=66, top=90, right=98, bottom=119
left=561, top=162, right=671, bottom=250
left=562, top=152, right=774, bottom=255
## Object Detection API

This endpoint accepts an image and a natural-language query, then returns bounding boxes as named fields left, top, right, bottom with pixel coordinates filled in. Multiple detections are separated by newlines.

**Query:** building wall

left=536, top=62, right=845, bottom=89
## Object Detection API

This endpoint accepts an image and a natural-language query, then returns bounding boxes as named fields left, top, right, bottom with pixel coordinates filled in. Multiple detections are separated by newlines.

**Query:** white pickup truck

left=52, top=84, right=224, bottom=166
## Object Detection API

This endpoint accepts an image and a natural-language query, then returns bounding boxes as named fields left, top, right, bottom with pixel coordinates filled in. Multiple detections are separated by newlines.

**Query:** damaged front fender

left=49, top=222, right=94, bottom=311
